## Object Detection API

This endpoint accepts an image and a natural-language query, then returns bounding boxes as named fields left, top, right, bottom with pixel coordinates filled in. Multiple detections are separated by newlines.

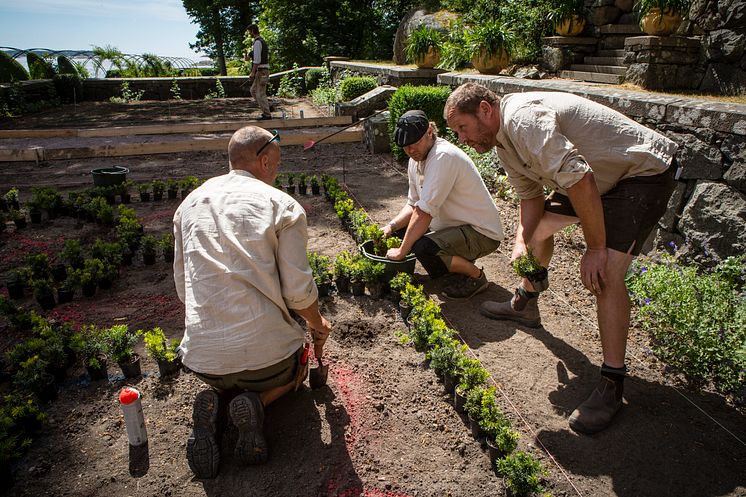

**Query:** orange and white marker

left=119, top=387, right=148, bottom=446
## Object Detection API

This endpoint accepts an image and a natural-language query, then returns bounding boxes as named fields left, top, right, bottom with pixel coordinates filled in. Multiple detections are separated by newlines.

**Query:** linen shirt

left=173, top=170, right=317, bottom=375
left=407, top=137, right=504, bottom=242
left=494, top=92, right=678, bottom=200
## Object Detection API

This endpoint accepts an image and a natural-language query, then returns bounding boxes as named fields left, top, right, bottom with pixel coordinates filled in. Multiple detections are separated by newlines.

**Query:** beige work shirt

left=494, top=92, right=678, bottom=200
left=407, top=138, right=504, bottom=242
left=173, top=170, right=317, bottom=375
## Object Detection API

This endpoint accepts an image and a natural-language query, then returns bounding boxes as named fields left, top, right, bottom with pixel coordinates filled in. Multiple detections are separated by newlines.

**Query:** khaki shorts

left=194, top=346, right=303, bottom=393
left=426, top=225, right=501, bottom=268
left=544, top=163, right=676, bottom=256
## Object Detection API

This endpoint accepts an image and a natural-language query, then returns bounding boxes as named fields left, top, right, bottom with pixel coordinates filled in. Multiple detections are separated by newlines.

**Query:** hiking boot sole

left=229, top=393, right=268, bottom=465
left=187, top=389, right=220, bottom=479
left=479, top=306, right=542, bottom=328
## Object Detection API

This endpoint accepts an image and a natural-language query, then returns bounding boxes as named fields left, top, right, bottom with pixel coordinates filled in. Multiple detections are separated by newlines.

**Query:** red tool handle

left=300, top=342, right=310, bottom=365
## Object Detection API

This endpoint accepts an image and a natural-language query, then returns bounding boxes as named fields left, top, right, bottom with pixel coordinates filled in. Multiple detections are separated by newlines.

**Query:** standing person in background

left=246, top=24, right=271, bottom=120
left=444, top=83, right=678, bottom=434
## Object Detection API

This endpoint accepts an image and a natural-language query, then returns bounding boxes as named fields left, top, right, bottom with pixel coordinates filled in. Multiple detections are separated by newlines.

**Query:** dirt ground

left=0, top=99, right=744, bottom=497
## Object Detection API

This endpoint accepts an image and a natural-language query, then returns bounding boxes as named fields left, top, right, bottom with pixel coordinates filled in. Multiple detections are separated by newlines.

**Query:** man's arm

left=565, top=172, right=607, bottom=296
left=386, top=206, right=431, bottom=261
left=382, top=203, right=414, bottom=237
left=172, top=213, right=186, bottom=303
left=292, top=301, right=331, bottom=356
left=512, top=195, right=546, bottom=261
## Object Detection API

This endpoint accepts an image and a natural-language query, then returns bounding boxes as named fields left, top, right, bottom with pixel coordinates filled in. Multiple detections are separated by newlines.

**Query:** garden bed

left=0, top=103, right=744, bottom=497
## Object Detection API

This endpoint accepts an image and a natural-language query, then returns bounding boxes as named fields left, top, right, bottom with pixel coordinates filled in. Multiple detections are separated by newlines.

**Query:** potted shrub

left=465, top=21, right=514, bottom=75
left=12, top=355, right=56, bottom=403
left=166, top=179, right=179, bottom=199
left=348, top=258, right=366, bottom=296
left=488, top=426, right=519, bottom=464
left=398, top=282, right=425, bottom=322
left=50, top=261, right=67, bottom=283
left=454, top=356, right=488, bottom=413
left=274, top=173, right=284, bottom=190
left=334, top=198, right=354, bottom=226
left=548, top=0, right=587, bottom=36
left=6, top=268, right=31, bottom=300
left=333, top=251, right=354, bottom=294
left=119, top=180, right=134, bottom=204
left=93, top=197, right=114, bottom=225
left=298, top=173, right=308, bottom=195
left=464, top=386, right=486, bottom=441
left=428, top=339, right=465, bottom=393
left=285, top=172, right=296, bottom=195
left=405, top=25, right=443, bottom=69
left=636, top=0, right=690, bottom=35
left=141, top=234, right=158, bottom=265
left=25, top=253, right=51, bottom=281
left=61, top=239, right=84, bottom=269
left=32, top=279, right=56, bottom=311
left=4, top=187, right=20, bottom=210
left=97, top=260, right=119, bottom=290
left=308, top=251, right=333, bottom=297
left=71, top=324, right=109, bottom=381
left=496, top=451, right=546, bottom=496
left=361, top=259, right=386, bottom=299
left=57, top=270, right=78, bottom=304
left=389, top=272, right=413, bottom=304
left=151, top=179, right=166, bottom=201
left=0, top=296, right=34, bottom=330
left=143, top=327, right=182, bottom=378
left=478, top=388, right=510, bottom=448
left=159, top=233, right=175, bottom=263
left=105, top=324, right=142, bottom=378
left=511, top=251, right=549, bottom=292
left=10, top=208, right=27, bottom=229
left=310, top=175, right=321, bottom=195
left=27, top=198, right=43, bottom=224
left=138, top=182, right=151, bottom=202
left=178, top=176, right=199, bottom=197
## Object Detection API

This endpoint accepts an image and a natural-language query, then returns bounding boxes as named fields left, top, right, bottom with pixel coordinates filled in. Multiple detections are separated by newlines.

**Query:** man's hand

left=580, top=247, right=607, bottom=296
left=382, top=224, right=394, bottom=238
left=510, top=238, right=529, bottom=263
left=308, top=316, right=331, bottom=353
left=386, top=247, right=406, bottom=261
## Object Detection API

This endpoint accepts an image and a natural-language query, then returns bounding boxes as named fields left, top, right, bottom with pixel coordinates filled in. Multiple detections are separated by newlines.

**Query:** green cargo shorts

left=426, top=225, right=501, bottom=268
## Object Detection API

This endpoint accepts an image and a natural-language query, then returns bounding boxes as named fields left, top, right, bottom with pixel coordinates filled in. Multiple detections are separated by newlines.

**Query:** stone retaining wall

left=330, top=61, right=445, bottom=87
left=438, top=73, right=745, bottom=262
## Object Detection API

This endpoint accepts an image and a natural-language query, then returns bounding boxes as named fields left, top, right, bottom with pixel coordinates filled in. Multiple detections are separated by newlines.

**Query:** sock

left=517, top=287, right=539, bottom=300
left=601, top=363, right=627, bottom=383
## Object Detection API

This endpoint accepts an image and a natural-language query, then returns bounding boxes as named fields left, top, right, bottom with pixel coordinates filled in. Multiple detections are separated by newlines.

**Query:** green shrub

left=170, top=78, right=182, bottom=100
left=104, top=325, right=141, bottom=364
left=143, top=327, right=178, bottom=362
left=0, top=51, right=29, bottom=83
left=304, top=67, right=325, bottom=92
left=627, top=253, right=746, bottom=396
left=26, top=53, right=55, bottom=80
left=277, top=64, right=305, bottom=97
left=52, top=74, right=82, bottom=103
left=110, top=81, right=144, bottom=103
left=496, top=451, right=545, bottom=496
left=56, top=55, right=78, bottom=75
left=338, top=76, right=377, bottom=102
left=204, top=78, right=225, bottom=99
left=387, top=85, right=452, bottom=160
left=404, top=25, right=443, bottom=64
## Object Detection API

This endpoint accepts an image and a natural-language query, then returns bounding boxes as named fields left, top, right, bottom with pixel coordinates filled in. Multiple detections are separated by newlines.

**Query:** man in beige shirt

left=174, top=126, right=331, bottom=478
left=445, top=83, right=678, bottom=434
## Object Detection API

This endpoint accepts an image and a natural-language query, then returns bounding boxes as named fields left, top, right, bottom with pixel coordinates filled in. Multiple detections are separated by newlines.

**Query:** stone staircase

left=559, top=24, right=642, bottom=84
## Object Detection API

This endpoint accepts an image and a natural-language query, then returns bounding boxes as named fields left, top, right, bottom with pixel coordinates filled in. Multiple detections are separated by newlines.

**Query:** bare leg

left=596, top=248, right=634, bottom=368
left=521, top=212, right=577, bottom=291
left=448, top=255, right=480, bottom=278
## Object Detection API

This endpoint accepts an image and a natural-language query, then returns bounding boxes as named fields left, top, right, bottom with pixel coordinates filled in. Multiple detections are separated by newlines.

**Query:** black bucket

left=91, top=166, right=129, bottom=187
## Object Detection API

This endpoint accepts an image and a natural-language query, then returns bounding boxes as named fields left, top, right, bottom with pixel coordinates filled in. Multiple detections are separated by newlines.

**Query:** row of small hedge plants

left=275, top=172, right=322, bottom=195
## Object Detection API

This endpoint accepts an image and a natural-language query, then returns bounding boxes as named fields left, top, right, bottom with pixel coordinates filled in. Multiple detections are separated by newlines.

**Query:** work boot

left=443, top=269, right=489, bottom=300
left=479, top=287, right=542, bottom=327
left=568, top=376, right=624, bottom=434
left=229, top=392, right=268, bottom=465
left=187, top=389, right=221, bottom=479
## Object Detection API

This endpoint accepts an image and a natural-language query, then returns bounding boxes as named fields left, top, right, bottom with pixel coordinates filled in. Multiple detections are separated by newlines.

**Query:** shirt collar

left=230, top=169, right=258, bottom=180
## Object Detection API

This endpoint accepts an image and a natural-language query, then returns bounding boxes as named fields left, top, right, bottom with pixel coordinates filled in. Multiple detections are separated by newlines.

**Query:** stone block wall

left=438, top=72, right=746, bottom=262
left=625, top=36, right=703, bottom=90
left=330, top=61, right=445, bottom=87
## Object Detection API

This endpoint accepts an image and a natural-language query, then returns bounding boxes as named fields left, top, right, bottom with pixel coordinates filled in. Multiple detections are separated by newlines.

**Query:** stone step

left=584, top=56, right=626, bottom=65
left=559, top=70, right=625, bottom=84
left=598, top=24, right=643, bottom=35
left=596, top=49, right=625, bottom=57
left=571, top=64, right=627, bottom=75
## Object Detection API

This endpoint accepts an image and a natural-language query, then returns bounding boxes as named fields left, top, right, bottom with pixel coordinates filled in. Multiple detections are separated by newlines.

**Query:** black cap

left=395, top=110, right=429, bottom=147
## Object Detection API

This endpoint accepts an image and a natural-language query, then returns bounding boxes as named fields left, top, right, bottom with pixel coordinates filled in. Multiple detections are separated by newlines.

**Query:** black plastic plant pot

left=443, top=373, right=456, bottom=394
left=82, top=282, right=96, bottom=298
left=164, top=250, right=174, bottom=263
left=122, top=251, right=133, bottom=266
left=367, top=281, right=385, bottom=300
left=311, top=185, right=320, bottom=195
left=13, top=217, right=27, bottom=229
left=454, top=389, right=466, bottom=414
left=51, top=264, right=67, bottom=282
left=140, top=192, right=151, bottom=202
left=298, top=185, right=308, bottom=195
left=98, top=278, right=112, bottom=290
left=157, top=357, right=182, bottom=378
left=121, top=193, right=131, bottom=204
left=469, top=415, right=484, bottom=443
left=91, top=166, right=129, bottom=187
left=36, top=293, right=56, bottom=311
left=350, top=280, right=366, bottom=296
left=57, top=288, right=74, bottom=304
left=335, top=276, right=350, bottom=294
left=119, top=354, right=142, bottom=379
left=526, top=267, right=549, bottom=292
left=7, top=282, right=24, bottom=300
left=143, top=252, right=156, bottom=265
left=30, top=209, right=42, bottom=224
left=359, top=240, right=416, bottom=285
left=317, top=282, right=331, bottom=298
left=105, top=195, right=116, bottom=206
left=167, top=189, right=178, bottom=200
left=286, top=185, right=296, bottom=195
left=86, top=357, right=108, bottom=381
left=153, top=192, right=163, bottom=201
left=485, top=437, right=500, bottom=464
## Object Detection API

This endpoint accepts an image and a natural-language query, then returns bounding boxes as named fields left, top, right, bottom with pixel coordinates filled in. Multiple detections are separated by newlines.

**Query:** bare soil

left=0, top=100, right=744, bottom=497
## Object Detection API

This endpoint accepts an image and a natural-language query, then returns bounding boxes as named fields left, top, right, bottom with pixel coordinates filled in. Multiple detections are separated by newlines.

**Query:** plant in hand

left=512, top=250, right=548, bottom=291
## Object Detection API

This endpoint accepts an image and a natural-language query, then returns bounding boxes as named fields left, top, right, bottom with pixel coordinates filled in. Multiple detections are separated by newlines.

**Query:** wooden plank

left=0, top=116, right=353, bottom=139
left=0, top=130, right=363, bottom=162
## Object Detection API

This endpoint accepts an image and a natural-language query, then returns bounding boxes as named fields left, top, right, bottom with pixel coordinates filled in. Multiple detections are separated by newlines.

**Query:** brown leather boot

left=568, top=377, right=624, bottom=434
left=479, top=287, right=541, bottom=327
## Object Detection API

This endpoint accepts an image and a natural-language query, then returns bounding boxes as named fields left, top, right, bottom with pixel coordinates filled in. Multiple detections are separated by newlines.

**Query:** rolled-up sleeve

left=508, top=104, right=591, bottom=193
left=276, top=201, right=318, bottom=310
left=414, top=151, right=458, bottom=218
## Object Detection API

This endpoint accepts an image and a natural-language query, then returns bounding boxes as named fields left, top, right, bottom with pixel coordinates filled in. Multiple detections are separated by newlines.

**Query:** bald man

left=173, top=126, right=331, bottom=478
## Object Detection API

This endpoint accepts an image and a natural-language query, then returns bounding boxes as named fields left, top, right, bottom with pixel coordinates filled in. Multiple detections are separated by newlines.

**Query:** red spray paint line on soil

left=323, top=364, right=413, bottom=497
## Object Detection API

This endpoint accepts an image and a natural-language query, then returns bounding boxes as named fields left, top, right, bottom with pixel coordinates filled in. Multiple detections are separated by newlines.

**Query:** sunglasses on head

left=256, top=129, right=280, bottom=156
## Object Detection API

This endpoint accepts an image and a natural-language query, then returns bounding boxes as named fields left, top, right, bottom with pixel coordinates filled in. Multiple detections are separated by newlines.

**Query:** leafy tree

left=183, top=0, right=257, bottom=75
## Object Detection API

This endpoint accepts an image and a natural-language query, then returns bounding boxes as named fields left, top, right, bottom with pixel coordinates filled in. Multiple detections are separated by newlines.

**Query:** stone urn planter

left=640, top=8, right=682, bottom=36
left=415, top=47, right=440, bottom=69
left=472, top=48, right=510, bottom=75
left=554, top=15, right=586, bottom=36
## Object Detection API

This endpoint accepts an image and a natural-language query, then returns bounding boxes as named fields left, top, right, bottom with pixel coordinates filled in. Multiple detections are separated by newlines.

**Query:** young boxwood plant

left=456, top=356, right=489, bottom=396
left=104, top=324, right=141, bottom=365
left=389, top=272, right=413, bottom=302
left=143, top=327, right=179, bottom=363
left=496, top=451, right=546, bottom=496
left=71, top=324, right=109, bottom=370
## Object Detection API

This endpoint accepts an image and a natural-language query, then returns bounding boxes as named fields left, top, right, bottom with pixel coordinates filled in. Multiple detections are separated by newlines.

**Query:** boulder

left=704, top=29, right=746, bottom=62
left=678, top=181, right=746, bottom=260
left=393, top=9, right=458, bottom=65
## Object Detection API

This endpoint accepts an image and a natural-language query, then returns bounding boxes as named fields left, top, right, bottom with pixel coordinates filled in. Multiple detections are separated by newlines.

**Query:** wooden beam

left=0, top=116, right=354, bottom=139
left=0, top=129, right=363, bottom=162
